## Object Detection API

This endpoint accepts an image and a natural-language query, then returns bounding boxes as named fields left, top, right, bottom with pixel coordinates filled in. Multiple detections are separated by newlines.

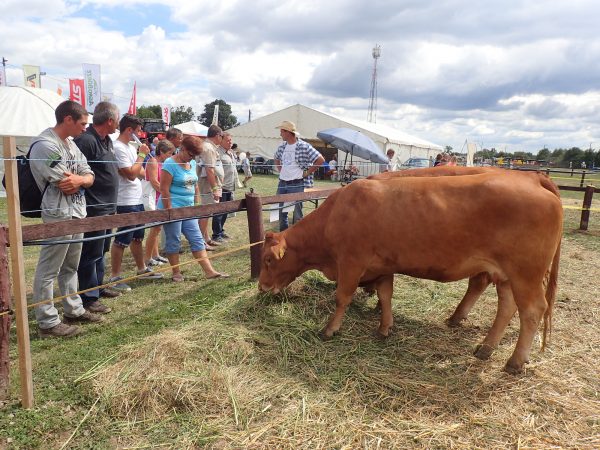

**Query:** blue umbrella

left=317, top=127, right=388, bottom=164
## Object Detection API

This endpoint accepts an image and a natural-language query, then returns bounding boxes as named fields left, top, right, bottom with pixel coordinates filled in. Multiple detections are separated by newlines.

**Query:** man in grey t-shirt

left=29, top=100, right=103, bottom=338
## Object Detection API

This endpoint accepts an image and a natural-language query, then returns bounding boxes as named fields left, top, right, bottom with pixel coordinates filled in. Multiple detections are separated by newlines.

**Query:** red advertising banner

left=161, top=105, right=170, bottom=127
left=69, top=79, right=86, bottom=108
left=127, top=81, right=136, bottom=115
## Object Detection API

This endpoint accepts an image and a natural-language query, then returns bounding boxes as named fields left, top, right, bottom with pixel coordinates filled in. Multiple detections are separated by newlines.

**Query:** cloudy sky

left=2, top=0, right=600, bottom=153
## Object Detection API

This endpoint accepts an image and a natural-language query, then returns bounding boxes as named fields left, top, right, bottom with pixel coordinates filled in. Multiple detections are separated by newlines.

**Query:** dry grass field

left=0, top=172, right=599, bottom=449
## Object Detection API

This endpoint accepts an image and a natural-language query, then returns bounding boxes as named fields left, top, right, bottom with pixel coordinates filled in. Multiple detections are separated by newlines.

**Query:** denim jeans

left=212, top=190, right=233, bottom=239
left=163, top=219, right=206, bottom=253
left=276, top=179, right=305, bottom=231
left=77, top=228, right=112, bottom=305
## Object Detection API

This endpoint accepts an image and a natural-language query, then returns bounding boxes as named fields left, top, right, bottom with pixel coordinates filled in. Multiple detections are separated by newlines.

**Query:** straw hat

left=275, top=120, right=299, bottom=135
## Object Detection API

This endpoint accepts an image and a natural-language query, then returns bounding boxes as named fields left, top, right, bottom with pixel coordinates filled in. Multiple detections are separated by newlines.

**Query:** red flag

left=127, top=82, right=136, bottom=115
left=69, top=79, right=86, bottom=108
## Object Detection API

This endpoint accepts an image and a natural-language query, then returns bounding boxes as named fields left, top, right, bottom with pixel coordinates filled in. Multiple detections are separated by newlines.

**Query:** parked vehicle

left=402, top=157, right=431, bottom=169
left=138, top=118, right=167, bottom=141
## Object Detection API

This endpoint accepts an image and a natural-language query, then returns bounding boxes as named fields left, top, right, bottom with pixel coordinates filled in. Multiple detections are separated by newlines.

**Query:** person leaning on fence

left=274, top=120, right=325, bottom=231
left=74, top=101, right=122, bottom=316
left=197, top=124, right=225, bottom=249
left=29, top=100, right=103, bottom=338
left=158, top=136, right=229, bottom=282
left=108, top=114, right=163, bottom=292
left=212, top=132, right=240, bottom=242
left=144, top=139, right=176, bottom=267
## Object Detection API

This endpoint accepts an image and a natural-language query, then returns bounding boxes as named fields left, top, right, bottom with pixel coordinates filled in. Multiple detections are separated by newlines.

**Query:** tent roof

left=228, top=104, right=442, bottom=151
left=172, top=121, right=208, bottom=136
left=0, top=86, right=68, bottom=138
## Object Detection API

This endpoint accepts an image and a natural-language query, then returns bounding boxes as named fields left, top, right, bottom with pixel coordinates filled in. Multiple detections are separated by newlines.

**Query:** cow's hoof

left=445, top=317, right=465, bottom=328
left=503, top=361, right=524, bottom=375
left=319, top=329, right=335, bottom=341
left=474, top=343, right=494, bottom=360
left=374, top=328, right=391, bottom=340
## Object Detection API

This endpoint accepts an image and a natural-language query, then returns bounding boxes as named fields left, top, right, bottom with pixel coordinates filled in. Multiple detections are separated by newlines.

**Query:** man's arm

left=118, top=143, right=149, bottom=181
left=304, top=155, right=325, bottom=177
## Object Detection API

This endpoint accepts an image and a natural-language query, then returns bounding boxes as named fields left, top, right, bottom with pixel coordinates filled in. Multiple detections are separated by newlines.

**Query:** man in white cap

left=274, top=120, right=324, bottom=231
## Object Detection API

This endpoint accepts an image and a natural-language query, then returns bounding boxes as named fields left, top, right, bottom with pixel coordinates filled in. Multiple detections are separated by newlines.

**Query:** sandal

left=206, top=272, right=230, bottom=280
left=172, top=274, right=185, bottom=282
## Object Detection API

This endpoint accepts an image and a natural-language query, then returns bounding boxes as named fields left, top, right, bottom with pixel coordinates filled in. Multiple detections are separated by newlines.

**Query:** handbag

left=141, top=179, right=157, bottom=211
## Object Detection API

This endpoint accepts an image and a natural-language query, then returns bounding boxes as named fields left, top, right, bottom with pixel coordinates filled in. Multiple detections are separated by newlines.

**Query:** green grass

left=0, top=173, right=598, bottom=448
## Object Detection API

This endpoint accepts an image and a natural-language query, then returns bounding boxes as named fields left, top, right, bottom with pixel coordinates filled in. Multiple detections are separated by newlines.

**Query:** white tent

left=0, top=86, right=74, bottom=195
left=172, top=121, right=208, bottom=136
left=227, top=104, right=443, bottom=175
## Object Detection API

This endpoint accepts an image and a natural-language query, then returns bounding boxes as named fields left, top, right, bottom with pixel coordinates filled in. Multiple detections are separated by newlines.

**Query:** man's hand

left=58, top=171, right=84, bottom=195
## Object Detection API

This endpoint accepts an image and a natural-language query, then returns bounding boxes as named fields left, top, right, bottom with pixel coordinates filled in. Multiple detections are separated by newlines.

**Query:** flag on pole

left=82, top=63, right=101, bottom=113
left=69, top=79, right=86, bottom=108
left=0, top=64, right=6, bottom=86
left=127, top=82, right=137, bottom=115
left=161, top=105, right=170, bottom=127
left=23, top=65, right=41, bottom=88
left=211, top=104, right=219, bottom=125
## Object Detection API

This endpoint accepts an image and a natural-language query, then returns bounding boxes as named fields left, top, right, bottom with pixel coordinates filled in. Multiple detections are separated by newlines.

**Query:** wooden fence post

left=579, top=185, right=595, bottom=231
left=579, top=171, right=586, bottom=188
left=3, top=136, right=34, bottom=408
left=245, top=192, right=264, bottom=279
left=0, top=226, right=11, bottom=401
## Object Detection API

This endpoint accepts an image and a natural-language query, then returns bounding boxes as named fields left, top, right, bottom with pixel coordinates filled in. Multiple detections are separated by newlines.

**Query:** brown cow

left=258, top=172, right=562, bottom=374
left=368, top=166, right=561, bottom=334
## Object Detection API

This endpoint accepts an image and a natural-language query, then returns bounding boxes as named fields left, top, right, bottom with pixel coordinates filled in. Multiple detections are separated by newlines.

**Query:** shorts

left=243, top=167, right=252, bottom=177
left=114, top=204, right=145, bottom=247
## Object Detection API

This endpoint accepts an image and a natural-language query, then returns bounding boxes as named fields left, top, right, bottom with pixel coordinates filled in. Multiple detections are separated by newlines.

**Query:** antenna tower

left=367, top=44, right=381, bottom=123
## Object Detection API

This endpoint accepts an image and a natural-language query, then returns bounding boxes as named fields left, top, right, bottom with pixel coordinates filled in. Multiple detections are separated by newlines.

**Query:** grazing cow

left=369, top=167, right=561, bottom=330
left=258, top=172, right=562, bottom=373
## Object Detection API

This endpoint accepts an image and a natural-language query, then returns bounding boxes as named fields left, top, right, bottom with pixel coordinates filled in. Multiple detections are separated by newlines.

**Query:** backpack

left=2, top=143, right=49, bottom=218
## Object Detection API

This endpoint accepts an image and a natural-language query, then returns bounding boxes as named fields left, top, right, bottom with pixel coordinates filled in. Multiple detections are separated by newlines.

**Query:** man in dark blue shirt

left=75, top=102, right=121, bottom=314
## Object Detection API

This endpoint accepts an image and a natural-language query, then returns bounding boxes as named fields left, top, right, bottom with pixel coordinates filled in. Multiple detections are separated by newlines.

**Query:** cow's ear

left=271, top=242, right=287, bottom=260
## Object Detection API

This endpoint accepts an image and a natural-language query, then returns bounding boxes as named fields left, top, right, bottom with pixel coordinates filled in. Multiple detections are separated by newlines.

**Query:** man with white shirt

left=273, top=121, right=324, bottom=231
left=109, top=114, right=162, bottom=291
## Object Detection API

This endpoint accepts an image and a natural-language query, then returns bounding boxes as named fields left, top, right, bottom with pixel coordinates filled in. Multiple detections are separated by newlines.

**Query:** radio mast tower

left=367, top=44, right=381, bottom=123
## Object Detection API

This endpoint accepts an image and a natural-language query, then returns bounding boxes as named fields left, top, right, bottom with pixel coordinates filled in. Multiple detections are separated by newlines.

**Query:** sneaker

left=84, top=300, right=112, bottom=314
left=146, top=258, right=164, bottom=267
left=108, top=276, right=132, bottom=292
left=100, top=287, right=122, bottom=298
left=212, top=236, right=227, bottom=243
left=205, top=244, right=215, bottom=252
left=221, top=232, right=232, bottom=239
left=137, top=267, right=164, bottom=279
left=39, top=322, right=81, bottom=339
left=154, top=255, right=169, bottom=264
left=206, top=239, right=221, bottom=246
left=63, top=310, right=104, bottom=324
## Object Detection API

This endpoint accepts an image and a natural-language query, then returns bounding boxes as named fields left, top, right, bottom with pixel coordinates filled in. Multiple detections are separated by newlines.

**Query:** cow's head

left=258, top=231, right=301, bottom=293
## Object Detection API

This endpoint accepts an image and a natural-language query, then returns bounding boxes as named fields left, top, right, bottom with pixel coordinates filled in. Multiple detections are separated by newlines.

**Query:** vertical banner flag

left=0, top=64, right=6, bottom=86
left=466, top=142, right=477, bottom=167
left=69, top=79, right=86, bottom=108
left=127, top=82, right=137, bottom=114
left=82, top=63, right=101, bottom=113
left=211, top=104, right=219, bottom=125
left=161, top=105, right=170, bottom=127
left=23, top=65, right=41, bottom=88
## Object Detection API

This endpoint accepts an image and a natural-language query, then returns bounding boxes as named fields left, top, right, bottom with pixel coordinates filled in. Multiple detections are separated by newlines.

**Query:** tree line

left=474, top=147, right=600, bottom=168
left=136, top=99, right=239, bottom=130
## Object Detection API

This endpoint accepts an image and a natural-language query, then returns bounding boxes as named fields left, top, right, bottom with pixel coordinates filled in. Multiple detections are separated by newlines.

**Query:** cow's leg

left=321, top=268, right=362, bottom=339
left=474, top=281, right=516, bottom=360
left=447, top=273, right=491, bottom=327
left=504, top=283, right=547, bottom=374
left=375, top=275, right=394, bottom=337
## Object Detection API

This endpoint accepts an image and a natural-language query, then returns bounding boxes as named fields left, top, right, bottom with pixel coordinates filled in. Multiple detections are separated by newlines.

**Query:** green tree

left=136, top=105, right=161, bottom=119
left=537, top=148, right=550, bottom=161
left=198, top=99, right=239, bottom=130
left=170, top=106, right=195, bottom=125
left=444, top=145, right=453, bottom=153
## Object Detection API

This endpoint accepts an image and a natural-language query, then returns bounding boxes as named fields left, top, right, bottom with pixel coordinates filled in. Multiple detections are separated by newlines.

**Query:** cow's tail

left=542, top=237, right=561, bottom=351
